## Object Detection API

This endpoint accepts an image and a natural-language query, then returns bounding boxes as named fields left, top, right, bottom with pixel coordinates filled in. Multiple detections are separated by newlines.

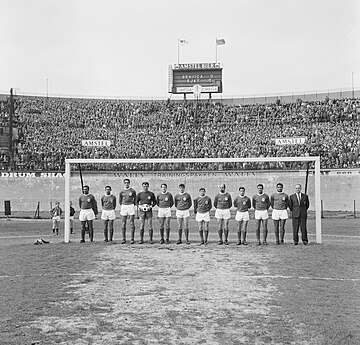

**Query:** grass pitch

left=0, top=217, right=359, bottom=345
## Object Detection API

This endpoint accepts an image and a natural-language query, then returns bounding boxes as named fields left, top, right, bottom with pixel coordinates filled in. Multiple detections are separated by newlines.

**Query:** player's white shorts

left=79, top=209, right=95, bottom=222
left=101, top=209, right=116, bottom=221
left=196, top=212, right=210, bottom=222
left=235, top=211, right=250, bottom=222
left=272, top=209, right=288, bottom=220
left=70, top=216, right=74, bottom=221
left=215, top=208, right=231, bottom=220
left=52, top=216, right=60, bottom=222
left=158, top=207, right=171, bottom=218
left=255, top=210, right=269, bottom=220
left=176, top=209, right=190, bottom=218
left=120, top=204, right=135, bottom=216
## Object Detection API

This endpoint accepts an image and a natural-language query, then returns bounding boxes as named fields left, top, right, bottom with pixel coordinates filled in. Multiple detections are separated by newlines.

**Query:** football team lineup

left=58, top=178, right=312, bottom=247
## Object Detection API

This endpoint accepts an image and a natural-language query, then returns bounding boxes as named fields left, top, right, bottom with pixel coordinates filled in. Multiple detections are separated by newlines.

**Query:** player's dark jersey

left=174, top=192, right=192, bottom=210
left=79, top=194, right=98, bottom=214
left=252, top=193, right=270, bottom=211
left=270, top=192, right=289, bottom=210
left=119, top=188, right=136, bottom=205
left=194, top=195, right=212, bottom=213
left=233, top=195, right=251, bottom=212
left=136, top=191, right=157, bottom=207
left=214, top=192, right=232, bottom=209
left=157, top=192, right=174, bottom=208
left=101, top=194, right=117, bottom=210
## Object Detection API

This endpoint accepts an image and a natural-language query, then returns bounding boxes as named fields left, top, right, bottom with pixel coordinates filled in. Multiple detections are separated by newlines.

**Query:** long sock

left=185, top=228, right=190, bottom=243
left=149, top=229, right=153, bottom=243
left=160, top=228, right=164, bottom=241
left=242, top=230, right=247, bottom=243
left=274, top=220, right=280, bottom=243
left=166, top=228, right=170, bottom=242
left=139, top=230, right=144, bottom=243
left=178, top=229, right=182, bottom=243
left=81, top=228, right=85, bottom=241
left=204, top=230, right=209, bottom=243
left=255, top=221, right=261, bottom=242
left=263, top=228, right=268, bottom=242
left=280, top=220, right=286, bottom=242
left=218, top=229, right=223, bottom=242
left=237, top=231, right=241, bottom=243
left=104, top=229, right=108, bottom=241
left=199, top=230, right=204, bottom=243
left=224, top=229, right=229, bottom=241
left=122, top=228, right=126, bottom=242
left=89, top=227, right=94, bottom=241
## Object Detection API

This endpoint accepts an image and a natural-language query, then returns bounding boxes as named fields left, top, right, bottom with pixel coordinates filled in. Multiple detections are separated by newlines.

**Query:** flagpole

left=177, top=39, right=179, bottom=64
left=215, top=38, right=217, bottom=63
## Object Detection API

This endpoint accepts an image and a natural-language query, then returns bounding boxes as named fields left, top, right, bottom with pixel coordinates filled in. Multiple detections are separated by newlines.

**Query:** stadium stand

left=0, top=96, right=359, bottom=171
left=0, top=99, right=11, bottom=170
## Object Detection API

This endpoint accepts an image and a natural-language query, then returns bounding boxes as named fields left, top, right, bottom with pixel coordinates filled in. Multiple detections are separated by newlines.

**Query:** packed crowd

left=2, top=96, right=360, bottom=171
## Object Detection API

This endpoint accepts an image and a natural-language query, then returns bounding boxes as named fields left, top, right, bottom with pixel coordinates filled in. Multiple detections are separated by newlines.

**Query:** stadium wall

left=1, top=88, right=359, bottom=103
left=0, top=169, right=359, bottom=214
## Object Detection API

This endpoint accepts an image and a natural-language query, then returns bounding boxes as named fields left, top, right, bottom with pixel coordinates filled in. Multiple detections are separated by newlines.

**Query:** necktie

left=297, top=193, right=301, bottom=204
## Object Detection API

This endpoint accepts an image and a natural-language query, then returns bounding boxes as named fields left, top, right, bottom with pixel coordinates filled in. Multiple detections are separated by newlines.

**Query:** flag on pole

left=179, top=39, right=189, bottom=44
left=216, top=38, right=225, bottom=45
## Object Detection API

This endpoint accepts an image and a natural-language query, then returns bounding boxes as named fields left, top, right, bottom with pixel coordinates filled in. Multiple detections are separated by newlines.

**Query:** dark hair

left=179, top=183, right=185, bottom=188
left=83, top=185, right=89, bottom=189
left=239, top=186, right=245, bottom=191
left=142, top=182, right=149, bottom=186
left=257, top=183, right=264, bottom=188
left=105, top=185, right=112, bottom=190
left=161, top=183, right=167, bottom=188
left=199, top=187, right=206, bottom=192
left=277, top=183, right=283, bottom=188
left=123, top=179, right=130, bottom=183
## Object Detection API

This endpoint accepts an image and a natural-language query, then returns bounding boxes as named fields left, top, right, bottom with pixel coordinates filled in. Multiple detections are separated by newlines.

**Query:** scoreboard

left=168, top=63, right=223, bottom=94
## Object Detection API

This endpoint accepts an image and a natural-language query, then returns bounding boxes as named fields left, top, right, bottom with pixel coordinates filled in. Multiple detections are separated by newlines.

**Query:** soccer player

left=214, top=184, right=232, bottom=245
left=174, top=183, right=192, bottom=244
left=252, top=184, right=271, bottom=246
left=119, top=178, right=136, bottom=244
left=136, top=182, right=157, bottom=244
left=233, top=187, right=251, bottom=245
left=70, top=201, right=75, bottom=234
left=156, top=183, right=174, bottom=244
left=79, top=185, right=98, bottom=243
left=289, top=184, right=309, bottom=245
left=50, top=201, right=62, bottom=236
left=193, top=187, right=212, bottom=245
left=270, top=183, right=289, bottom=244
left=101, top=185, right=117, bottom=242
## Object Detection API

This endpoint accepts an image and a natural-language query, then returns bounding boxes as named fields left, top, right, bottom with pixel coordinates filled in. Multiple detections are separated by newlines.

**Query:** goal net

left=63, top=156, right=321, bottom=244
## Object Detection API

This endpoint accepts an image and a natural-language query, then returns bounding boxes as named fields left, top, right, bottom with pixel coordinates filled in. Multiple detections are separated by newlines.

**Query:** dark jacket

left=289, top=193, right=309, bottom=218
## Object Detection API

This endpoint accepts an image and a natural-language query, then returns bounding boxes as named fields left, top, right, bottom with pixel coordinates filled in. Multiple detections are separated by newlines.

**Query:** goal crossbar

left=64, top=156, right=321, bottom=244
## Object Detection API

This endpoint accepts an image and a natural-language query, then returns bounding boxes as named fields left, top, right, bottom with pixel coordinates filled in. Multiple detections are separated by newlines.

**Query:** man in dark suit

left=289, top=184, right=310, bottom=245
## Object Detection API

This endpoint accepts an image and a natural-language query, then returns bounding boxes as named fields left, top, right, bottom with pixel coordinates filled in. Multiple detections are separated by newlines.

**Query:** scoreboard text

left=168, top=63, right=223, bottom=94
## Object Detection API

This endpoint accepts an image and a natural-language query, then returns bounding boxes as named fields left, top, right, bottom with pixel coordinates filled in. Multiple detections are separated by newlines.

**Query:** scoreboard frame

left=168, top=62, right=223, bottom=95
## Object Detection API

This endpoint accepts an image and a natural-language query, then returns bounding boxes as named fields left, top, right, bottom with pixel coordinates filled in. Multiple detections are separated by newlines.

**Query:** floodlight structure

left=64, top=156, right=321, bottom=244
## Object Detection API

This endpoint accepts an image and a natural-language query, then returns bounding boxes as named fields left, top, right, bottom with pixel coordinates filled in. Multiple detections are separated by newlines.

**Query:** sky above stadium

left=1, top=0, right=359, bottom=99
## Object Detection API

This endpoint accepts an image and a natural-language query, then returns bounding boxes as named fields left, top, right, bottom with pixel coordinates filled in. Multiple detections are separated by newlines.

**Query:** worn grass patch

left=0, top=217, right=359, bottom=344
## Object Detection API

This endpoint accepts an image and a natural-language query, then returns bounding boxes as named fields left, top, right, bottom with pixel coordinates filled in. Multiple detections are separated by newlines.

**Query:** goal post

left=64, top=156, right=321, bottom=244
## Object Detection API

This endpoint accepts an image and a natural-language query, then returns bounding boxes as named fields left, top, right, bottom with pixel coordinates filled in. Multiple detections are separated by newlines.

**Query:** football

left=141, top=204, right=151, bottom=212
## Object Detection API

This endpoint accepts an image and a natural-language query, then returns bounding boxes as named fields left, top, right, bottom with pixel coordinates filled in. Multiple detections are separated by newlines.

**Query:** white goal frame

left=64, top=156, right=321, bottom=244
